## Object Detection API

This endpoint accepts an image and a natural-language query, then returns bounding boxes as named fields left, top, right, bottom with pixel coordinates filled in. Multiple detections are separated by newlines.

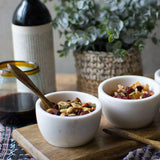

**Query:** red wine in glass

left=0, top=92, right=37, bottom=126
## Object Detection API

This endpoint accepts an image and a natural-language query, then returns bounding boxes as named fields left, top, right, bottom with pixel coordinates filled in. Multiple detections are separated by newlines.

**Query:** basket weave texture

left=74, top=48, right=143, bottom=97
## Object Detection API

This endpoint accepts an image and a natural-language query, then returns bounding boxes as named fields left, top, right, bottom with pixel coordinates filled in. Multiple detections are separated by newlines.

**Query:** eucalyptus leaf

left=48, top=0, right=160, bottom=57
left=57, top=12, right=69, bottom=29
left=121, top=29, right=141, bottom=44
left=77, top=0, right=85, bottom=9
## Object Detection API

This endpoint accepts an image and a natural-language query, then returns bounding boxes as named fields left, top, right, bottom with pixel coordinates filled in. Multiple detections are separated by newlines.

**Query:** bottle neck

left=12, top=0, right=51, bottom=26
left=22, top=0, right=40, bottom=3
left=23, top=0, right=40, bottom=2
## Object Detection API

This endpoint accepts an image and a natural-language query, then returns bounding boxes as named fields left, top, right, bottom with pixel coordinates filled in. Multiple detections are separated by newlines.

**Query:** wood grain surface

left=12, top=112, right=160, bottom=160
left=56, top=74, right=77, bottom=91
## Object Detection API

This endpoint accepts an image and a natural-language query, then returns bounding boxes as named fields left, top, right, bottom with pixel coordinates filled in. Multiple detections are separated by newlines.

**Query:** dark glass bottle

left=12, top=0, right=51, bottom=26
left=12, top=0, right=56, bottom=94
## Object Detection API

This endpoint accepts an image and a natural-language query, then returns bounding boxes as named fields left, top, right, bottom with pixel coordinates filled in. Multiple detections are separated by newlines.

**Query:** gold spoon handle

left=103, top=128, right=160, bottom=150
left=7, top=63, right=52, bottom=110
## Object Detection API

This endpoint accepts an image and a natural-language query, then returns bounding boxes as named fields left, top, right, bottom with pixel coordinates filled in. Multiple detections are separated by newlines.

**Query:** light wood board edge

left=12, top=128, right=49, bottom=160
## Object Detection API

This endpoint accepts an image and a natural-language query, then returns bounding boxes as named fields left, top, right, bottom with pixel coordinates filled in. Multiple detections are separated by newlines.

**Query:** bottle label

left=12, top=23, right=56, bottom=94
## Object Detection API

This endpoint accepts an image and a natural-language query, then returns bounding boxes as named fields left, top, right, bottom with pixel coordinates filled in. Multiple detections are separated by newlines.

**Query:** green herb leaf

left=49, top=0, right=160, bottom=57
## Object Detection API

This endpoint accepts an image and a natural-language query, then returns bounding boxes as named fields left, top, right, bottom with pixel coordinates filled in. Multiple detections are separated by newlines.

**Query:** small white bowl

left=98, top=75, right=160, bottom=129
left=36, top=91, right=102, bottom=147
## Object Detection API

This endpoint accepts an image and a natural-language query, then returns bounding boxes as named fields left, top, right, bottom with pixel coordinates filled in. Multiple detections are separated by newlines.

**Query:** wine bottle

left=11, top=0, right=56, bottom=94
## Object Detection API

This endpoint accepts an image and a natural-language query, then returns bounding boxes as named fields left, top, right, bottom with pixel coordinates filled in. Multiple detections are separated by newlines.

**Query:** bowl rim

left=98, top=75, right=160, bottom=102
left=154, top=69, right=160, bottom=79
left=36, top=91, right=102, bottom=120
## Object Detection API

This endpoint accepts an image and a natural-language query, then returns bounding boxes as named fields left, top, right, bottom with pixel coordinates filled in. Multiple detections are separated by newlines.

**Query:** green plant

left=46, top=0, right=160, bottom=58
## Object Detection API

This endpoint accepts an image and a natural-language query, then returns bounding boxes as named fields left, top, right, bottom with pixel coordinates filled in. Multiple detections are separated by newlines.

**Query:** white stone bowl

left=36, top=91, right=102, bottom=147
left=98, top=75, right=160, bottom=129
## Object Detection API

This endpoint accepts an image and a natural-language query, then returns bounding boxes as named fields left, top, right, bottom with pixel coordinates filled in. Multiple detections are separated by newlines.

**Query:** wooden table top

left=55, top=73, right=153, bottom=92
left=56, top=73, right=77, bottom=91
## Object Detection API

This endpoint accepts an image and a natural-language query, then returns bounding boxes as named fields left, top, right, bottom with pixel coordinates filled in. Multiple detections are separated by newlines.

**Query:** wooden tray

left=12, top=113, right=160, bottom=160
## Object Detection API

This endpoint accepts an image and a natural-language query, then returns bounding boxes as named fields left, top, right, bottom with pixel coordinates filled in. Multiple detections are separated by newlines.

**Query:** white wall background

left=1, top=0, right=160, bottom=74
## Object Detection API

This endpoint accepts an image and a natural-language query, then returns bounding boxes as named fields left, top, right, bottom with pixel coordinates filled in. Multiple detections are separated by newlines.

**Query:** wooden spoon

left=7, top=63, right=57, bottom=113
left=103, top=128, right=160, bottom=150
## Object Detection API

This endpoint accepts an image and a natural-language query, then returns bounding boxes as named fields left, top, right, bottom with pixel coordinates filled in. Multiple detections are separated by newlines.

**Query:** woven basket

left=73, top=48, right=143, bottom=97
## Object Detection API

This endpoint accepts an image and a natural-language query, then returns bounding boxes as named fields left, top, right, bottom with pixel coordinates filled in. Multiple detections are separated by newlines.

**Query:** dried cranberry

left=148, top=91, right=153, bottom=95
left=111, top=93, right=115, bottom=97
left=116, top=93, right=124, bottom=99
left=126, top=94, right=130, bottom=99
left=137, top=85, right=143, bottom=92
left=143, top=93, right=151, bottom=98
left=126, top=87, right=134, bottom=94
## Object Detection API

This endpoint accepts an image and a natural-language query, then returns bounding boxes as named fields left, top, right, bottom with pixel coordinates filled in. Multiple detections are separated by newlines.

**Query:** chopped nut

left=60, top=113, right=66, bottom=116
left=60, top=109, right=67, bottom=113
left=135, top=81, right=141, bottom=86
left=82, top=103, right=90, bottom=107
left=135, top=88, right=138, bottom=94
left=68, top=113, right=76, bottom=116
left=67, top=107, right=73, bottom=113
left=142, top=90, right=148, bottom=94
left=74, top=97, right=81, bottom=103
left=46, top=108, right=55, bottom=114
left=132, top=91, right=141, bottom=99
left=111, top=81, right=153, bottom=99
left=80, top=111, right=89, bottom=115
left=71, top=103, right=82, bottom=109
left=46, top=98, right=96, bottom=117
left=83, top=107, right=91, bottom=112
left=143, top=84, right=149, bottom=91
left=57, top=101, right=69, bottom=109
left=117, top=84, right=124, bottom=92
